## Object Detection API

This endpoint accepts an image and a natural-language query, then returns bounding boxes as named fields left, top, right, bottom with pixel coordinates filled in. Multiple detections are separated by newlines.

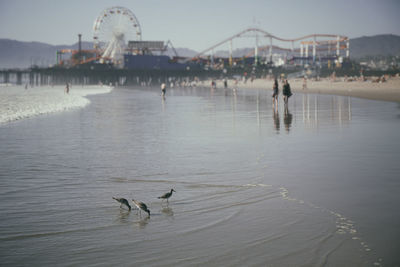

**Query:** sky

left=0, top=0, right=399, bottom=52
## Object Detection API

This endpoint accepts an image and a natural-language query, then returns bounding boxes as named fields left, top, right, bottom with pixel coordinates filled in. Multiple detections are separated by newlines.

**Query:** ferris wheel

left=93, top=6, right=142, bottom=63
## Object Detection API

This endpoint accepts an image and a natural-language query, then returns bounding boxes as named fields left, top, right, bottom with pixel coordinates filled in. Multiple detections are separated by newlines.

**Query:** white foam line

left=0, top=85, right=113, bottom=124
left=276, top=185, right=380, bottom=260
left=242, top=183, right=272, bottom=188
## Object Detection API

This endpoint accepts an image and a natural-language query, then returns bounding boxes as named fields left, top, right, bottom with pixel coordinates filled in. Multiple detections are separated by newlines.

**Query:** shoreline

left=0, top=85, right=113, bottom=125
left=209, top=77, right=400, bottom=103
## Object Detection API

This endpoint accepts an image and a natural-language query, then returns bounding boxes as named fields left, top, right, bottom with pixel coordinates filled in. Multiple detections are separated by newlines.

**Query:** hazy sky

left=1, top=0, right=399, bottom=51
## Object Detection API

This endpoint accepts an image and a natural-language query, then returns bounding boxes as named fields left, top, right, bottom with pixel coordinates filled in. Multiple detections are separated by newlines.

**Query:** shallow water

left=0, top=86, right=399, bottom=266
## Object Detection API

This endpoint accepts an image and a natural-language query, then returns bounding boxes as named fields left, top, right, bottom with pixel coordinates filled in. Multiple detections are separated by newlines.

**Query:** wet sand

left=209, top=76, right=400, bottom=103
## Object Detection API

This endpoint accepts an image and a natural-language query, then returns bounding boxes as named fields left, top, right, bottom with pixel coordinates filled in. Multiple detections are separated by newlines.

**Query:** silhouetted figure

left=302, top=76, right=307, bottom=90
left=64, top=82, right=70, bottom=94
left=272, top=78, right=279, bottom=108
left=161, top=82, right=166, bottom=96
left=282, top=79, right=292, bottom=105
left=211, top=80, right=216, bottom=89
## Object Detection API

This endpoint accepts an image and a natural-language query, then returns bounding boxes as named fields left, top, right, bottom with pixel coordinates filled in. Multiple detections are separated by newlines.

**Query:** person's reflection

left=284, top=106, right=293, bottom=133
left=161, top=94, right=166, bottom=112
left=273, top=108, right=280, bottom=133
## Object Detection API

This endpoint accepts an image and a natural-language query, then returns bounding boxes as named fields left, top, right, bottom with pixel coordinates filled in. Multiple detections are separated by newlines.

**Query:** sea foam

left=0, top=85, right=113, bottom=124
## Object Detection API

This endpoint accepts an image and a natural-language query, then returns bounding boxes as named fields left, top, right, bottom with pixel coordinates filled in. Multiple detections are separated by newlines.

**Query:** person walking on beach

left=302, top=76, right=307, bottom=90
left=282, top=79, right=292, bottom=105
left=272, top=78, right=279, bottom=108
left=211, top=80, right=216, bottom=89
left=161, top=82, right=166, bottom=96
left=64, top=82, right=70, bottom=94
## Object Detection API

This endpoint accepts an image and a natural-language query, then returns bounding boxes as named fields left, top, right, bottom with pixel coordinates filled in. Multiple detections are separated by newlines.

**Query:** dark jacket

left=283, top=83, right=292, bottom=97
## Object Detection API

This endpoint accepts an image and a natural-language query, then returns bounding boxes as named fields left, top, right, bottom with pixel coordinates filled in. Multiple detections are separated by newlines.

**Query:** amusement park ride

left=188, top=28, right=349, bottom=68
left=56, top=6, right=171, bottom=68
left=56, top=6, right=350, bottom=70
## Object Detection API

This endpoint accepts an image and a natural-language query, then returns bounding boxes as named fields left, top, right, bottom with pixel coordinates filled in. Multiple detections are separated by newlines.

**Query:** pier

left=0, top=67, right=219, bottom=87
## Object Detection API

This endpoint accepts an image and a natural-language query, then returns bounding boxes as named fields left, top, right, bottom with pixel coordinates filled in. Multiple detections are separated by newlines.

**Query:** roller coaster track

left=187, top=27, right=348, bottom=61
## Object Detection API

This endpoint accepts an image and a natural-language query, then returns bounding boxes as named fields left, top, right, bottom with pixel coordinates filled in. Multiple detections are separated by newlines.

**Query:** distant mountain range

left=349, top=34, right=400, bottom=58
left=0, top=39, right=94, bottom=69
left=1, top=34, right=399, bottom=69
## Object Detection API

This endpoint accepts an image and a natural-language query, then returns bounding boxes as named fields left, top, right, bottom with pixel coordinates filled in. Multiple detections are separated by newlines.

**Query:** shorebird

left=132, top=199, right=151, bottom=217
left=158, top=189, right=176, bottom=203
left=112, top=197, right=131, bottom=211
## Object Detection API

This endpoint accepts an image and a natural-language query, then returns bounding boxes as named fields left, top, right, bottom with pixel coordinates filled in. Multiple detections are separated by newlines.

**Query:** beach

left=210, top=76, right=400, bottom=103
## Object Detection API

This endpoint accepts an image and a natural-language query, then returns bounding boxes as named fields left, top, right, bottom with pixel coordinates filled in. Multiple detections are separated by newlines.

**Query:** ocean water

left=0, top=85, right=399, bottom=266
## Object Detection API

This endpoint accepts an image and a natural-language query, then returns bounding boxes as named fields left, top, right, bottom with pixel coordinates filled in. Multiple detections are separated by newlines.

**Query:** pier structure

left=0, top=67, right=215, bottom=87
left=0, top=70, right=32, bottom=86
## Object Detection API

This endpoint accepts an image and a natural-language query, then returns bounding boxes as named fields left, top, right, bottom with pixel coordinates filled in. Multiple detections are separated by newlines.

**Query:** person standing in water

left=211, top=80, right=216, bottom=89
left=282, top=79, right=292, bottom=105
left=161, top=82, right=166, bottom=96
left=64, top=82, right=70, bottom=94
left=272, top=78, right=279, bottom=108
left=223, top=78, right=228, bottom=89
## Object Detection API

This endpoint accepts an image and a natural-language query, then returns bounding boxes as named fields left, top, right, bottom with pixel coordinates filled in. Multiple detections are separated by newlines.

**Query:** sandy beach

left=210, top=76, right=400, bottom=103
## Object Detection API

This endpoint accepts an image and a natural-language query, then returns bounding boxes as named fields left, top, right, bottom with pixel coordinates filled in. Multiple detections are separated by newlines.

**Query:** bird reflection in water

left=136, top=216, right=150, bottom=229
left=284, top=106, right=293, bottom=133
left=117, top=209, right=131, bottom=223
left=161, top=206, right=174, bottom=217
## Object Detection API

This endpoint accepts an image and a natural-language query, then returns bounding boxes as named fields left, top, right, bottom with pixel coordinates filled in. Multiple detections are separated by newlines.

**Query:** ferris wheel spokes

left=93, top=6, right=142, bottom=65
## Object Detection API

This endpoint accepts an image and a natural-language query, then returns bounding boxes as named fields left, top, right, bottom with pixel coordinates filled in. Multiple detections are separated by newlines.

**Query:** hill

left=349, top=34, right=400, bottom=59
left=0, top=39, right=93, bottom=69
